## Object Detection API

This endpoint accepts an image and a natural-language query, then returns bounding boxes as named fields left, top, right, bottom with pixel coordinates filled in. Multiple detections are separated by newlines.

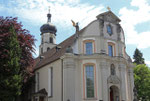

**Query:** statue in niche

left=99, top=19, right=104, bottom=36
left=116, top=24, right=121, bottom=40
left=111, top=64, right=116, bottom=75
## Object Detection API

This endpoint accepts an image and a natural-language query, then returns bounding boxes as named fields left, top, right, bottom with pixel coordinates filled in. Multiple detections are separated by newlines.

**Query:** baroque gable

left=97, top=11, right=121, bottom=23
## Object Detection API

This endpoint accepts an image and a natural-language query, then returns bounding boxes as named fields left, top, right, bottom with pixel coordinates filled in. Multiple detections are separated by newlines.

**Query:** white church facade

left=32, top=9, right=135, bottom=101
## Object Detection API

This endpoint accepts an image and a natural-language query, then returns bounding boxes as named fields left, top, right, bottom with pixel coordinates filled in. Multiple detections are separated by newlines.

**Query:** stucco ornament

left=116, top=24, right=121, bottom=33
left=106, top=14, right=115, bottom=22
left=99, top=19, right=104, bottom=36
left=99, top=19, right=104, bottom=27
left=116, top=24, right=121, bottom=41
left=111, top=65, right=116, bottom=75
left=128, top=57, right=132, bottom=62
left=108, top=75, right=120, bottom=84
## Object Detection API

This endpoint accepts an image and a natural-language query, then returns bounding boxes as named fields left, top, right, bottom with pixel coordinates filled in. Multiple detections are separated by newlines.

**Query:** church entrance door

left=109, top=86, right=120, bottom=101
left=39, top=96, right=44, bottom=101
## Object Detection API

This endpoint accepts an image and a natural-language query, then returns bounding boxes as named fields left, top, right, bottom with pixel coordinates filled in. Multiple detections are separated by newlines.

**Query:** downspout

left=61, top=59, right=63, bottom=101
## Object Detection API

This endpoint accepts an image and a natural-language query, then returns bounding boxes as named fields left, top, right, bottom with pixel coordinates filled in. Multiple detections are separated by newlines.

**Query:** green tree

left=134, top=64, right=150, bottom=100
left=0, top=26, right=22, bottom=101
left=133, top=48, right=145, bottom=64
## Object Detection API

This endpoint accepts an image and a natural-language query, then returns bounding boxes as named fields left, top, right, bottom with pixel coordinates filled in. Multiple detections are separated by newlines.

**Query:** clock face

left=107, top=25, right=112, bottom=35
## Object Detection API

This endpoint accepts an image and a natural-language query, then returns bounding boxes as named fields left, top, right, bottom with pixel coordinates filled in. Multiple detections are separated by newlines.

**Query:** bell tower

left=39, top=8, right=57, bottom=55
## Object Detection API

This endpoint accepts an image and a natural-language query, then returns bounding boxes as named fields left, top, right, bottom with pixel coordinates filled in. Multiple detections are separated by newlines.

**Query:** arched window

left=49, top=37, right=53, bottom=43
left=83, top=63, right=97, bottom=99
left=110, top=64, right=115, bottom=75
left=85, top=42, right=93, bottom=55
left=107, top=25, right=112, bottom=35
left=86, top=65, right=94, bottom=98
left=108, top=42, right=116, bottom=57
left=48, top=67, right=53, bottom=97
left=83, top=40, right=95, bottom=55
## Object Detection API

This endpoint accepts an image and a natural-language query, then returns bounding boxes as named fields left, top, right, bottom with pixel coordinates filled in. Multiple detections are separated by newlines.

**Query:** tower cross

left=47, top=6, right=51, bottom=23
left=48, top=6, right=50, bottom=14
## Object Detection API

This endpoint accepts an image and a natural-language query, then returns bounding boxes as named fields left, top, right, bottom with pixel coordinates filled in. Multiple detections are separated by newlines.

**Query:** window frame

left=108, top=42, right=116, bottom=57
left=108, top=45, right=113, bottom=57
left=49, top=37, right=53, bottom=43
left=83, top=63, right=97, bottom=99
left=107, top=24, right=113, bottom=36
left=48, top=67, right=53, bottom=97
left=83, top=40, right=96, bottom=55
left=35, top=72, right=39, bottom=92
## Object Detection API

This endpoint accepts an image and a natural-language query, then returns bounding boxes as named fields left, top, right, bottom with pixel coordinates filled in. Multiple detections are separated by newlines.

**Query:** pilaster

left=63, top=53, right=76, bottom=101
left=128, top=67, right=134, bottom=101
left=119, top=64, right=128, bottom=101
left=100, top=61, right=109, bottom=101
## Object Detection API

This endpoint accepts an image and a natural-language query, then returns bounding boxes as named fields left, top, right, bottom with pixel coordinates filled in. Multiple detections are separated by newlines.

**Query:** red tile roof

left=34, top=33, right=77, bottom=70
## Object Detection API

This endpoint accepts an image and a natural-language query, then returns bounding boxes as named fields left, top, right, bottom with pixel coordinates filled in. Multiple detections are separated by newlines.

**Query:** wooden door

left=39, top=96, right=44, bottom=101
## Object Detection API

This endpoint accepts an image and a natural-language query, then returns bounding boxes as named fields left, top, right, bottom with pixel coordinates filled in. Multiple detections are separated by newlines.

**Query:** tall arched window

left=110, top=64, right=115, bottom=75
left=48, top=67, right=53, bottom=97
left=86, top=65, right=94, bottom=98
left=83, top=63, right=97, bottom=99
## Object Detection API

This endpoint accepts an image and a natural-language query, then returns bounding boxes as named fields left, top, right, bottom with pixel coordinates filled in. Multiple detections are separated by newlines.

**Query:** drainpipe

left=61, top=59, right=63, bottom=101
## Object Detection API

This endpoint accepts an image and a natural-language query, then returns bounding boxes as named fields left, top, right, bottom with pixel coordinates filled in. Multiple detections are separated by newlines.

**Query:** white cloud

left=2, top=0, right=104, bottom=29
left=119, top=0, right=150, bottom=49
left=34, top=47, right=39, bottom=58
left=0, top=0, right=104, bottom=57
left=145, top=60, right=150, bottom=67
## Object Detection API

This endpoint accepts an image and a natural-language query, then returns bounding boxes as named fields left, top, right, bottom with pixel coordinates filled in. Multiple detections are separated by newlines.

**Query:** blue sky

left=0, top=0, right=150, bottom=66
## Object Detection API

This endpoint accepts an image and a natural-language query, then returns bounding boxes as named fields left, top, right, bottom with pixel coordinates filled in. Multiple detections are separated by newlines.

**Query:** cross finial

left=48, top=6, right=50, bottom=14
left=47, top=6, right=51, bottom=23
left=107, top=6, right=111, bottom=11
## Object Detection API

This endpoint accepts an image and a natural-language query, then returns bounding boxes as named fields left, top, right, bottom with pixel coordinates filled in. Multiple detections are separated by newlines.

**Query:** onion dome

left=40, top=10, right=57, bottom=35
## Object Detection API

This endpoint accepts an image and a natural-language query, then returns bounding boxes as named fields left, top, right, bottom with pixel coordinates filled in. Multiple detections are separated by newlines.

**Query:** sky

left=0, top=0, right=150, bottom=66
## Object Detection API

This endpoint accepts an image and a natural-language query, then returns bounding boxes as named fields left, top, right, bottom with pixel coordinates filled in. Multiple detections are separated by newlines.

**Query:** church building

left=32, top=9, right=135, bottom=101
